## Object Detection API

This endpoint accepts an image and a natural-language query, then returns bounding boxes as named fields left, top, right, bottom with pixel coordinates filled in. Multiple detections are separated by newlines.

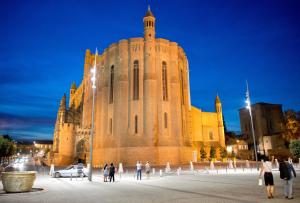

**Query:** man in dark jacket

left=109, top=163, right=115, bottom=182
left=280, top=159, right=297, bottom=199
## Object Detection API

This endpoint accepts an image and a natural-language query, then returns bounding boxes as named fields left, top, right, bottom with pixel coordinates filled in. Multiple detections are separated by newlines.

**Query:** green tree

left=0, top=136, right=16, bottom=164
left=289, top=140, right=300, bottom=159
left=210, top=146, right=216, bottom=159
left=231, top=151, right=236, bottom=158
left=200, top=146, right=207, bottom=161
left=220, top=147, right=227, bottom=159
left=283, top=110, right=300, bottom=142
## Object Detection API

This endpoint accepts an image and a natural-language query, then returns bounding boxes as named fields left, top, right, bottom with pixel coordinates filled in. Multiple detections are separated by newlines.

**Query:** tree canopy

left=283, top=110, right=300, bottom=141
left=0, top=135, right=16, bottom=161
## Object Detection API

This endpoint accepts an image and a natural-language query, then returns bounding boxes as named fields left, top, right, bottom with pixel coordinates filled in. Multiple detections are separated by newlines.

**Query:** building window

left=109, top=65, right=114, bottom=103
left=133, top=60, right=139, bottom=100
left=109, top=118, right=113, bottom=134
left=135, top=115, right=138, bottom=134
left=162, top=61, right=168, bottom=101
left=209, top=131, right=214, bottom=140
left=180, top=69, right=185, bottom=105
left=164, top=112, right=168, bottom=128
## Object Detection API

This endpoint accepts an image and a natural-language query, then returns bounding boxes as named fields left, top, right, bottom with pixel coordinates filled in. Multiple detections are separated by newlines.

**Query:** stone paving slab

left=0, top=171, right=299, bottom=203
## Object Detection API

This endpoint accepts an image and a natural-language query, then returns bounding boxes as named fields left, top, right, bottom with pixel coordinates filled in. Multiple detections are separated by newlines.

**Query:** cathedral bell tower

left=215, top=95, right=225, bottom=147
left=143, top=5, right=155, bottom=40
left=143, top=6, right=157, bottom=142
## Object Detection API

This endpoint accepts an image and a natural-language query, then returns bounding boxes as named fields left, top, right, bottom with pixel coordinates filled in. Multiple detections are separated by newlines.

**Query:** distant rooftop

left=34, top=140, right=53, bottom=145
left=239, top=102, right=282, bottom=111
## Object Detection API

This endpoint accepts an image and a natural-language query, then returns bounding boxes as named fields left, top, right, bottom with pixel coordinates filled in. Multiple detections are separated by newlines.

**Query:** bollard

left=159, top=169, right=162, bottom=177
left=190, top=161, right=194, bottom=172
left=177, top=168, right=180, bottom=176
left=152, top=168, right=155, bottom=175
left=70, top=173, right=72, bottom=181
left=49, top=164, right=54, bottom=176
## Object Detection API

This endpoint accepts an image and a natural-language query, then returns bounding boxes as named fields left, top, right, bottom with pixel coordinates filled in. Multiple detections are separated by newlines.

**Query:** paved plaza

left=1, top=169, right=299, bottom=203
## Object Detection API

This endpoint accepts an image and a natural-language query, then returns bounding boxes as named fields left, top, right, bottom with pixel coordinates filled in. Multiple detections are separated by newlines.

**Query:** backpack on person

left=279, top=162, right=290, bottom=180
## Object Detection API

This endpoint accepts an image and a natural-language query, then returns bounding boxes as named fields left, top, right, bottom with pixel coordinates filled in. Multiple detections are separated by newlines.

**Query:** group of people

left=103, top=163, right=115, bottom=182
left=259, top=158, right=297, bottom=199
left=136, top=161, right=151, bottom=180
left=102, top=161, right=151, bottom=182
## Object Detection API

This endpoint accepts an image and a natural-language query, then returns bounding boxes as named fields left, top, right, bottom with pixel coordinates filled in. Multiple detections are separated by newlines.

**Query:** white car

left=13, top=159, right=24, bottom=168
left=53, top=165, right=88, bottom=178
left=12, top=157, right=27, bottom=168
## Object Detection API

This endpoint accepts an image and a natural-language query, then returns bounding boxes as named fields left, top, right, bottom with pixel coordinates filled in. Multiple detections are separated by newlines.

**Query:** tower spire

left=143, top=5, right=155, bottom=39
left=215, top=94, right=221, bottom=104
left=59, top=93, right=66, bottom=110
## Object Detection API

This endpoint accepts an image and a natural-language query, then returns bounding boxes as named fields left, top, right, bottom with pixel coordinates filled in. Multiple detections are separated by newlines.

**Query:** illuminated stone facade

left=52, top=7, right=225, bottom=166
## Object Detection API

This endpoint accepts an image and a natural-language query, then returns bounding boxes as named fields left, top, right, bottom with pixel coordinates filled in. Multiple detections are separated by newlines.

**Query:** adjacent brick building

left=239, top=102, right=285, bottom=156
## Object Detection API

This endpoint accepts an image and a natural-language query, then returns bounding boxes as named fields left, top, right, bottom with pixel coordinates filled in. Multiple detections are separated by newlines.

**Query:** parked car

left=12, top=157, right=28, bottom=168
left=53, top=164, right=88, bottom=178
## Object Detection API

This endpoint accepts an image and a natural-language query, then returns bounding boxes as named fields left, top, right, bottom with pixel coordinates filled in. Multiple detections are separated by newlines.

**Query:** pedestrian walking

left=259, top=160, right=274, bottom=199
left=136, top=161, right=142, bottom=180
left=279, top=158, right=297, bottom=199
left=145, top=161, right=151, bottom=179
left=109, top=163, right=115, bottom=182
left=103, top=163, right=108, bottom=182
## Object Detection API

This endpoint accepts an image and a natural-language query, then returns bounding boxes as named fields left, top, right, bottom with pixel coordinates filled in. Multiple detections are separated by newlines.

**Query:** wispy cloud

left=0, top=112, right=55, bottom=140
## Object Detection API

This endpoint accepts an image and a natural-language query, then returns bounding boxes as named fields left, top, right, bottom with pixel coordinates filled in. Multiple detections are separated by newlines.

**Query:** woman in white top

left=103, top=163, right=108, bottom=182
left=259, top=160, right=274, bottom=199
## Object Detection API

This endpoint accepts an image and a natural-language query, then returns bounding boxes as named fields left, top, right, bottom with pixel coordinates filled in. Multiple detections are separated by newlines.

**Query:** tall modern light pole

left=245, top=81, right=259, bottom=170
left=88, top=48, right=98, bottom=181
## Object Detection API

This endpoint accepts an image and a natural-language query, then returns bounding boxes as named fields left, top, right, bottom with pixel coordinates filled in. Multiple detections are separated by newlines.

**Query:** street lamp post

left=88, top=48, right=98, bottom=181
left=245, top=81, right=259, bottom=170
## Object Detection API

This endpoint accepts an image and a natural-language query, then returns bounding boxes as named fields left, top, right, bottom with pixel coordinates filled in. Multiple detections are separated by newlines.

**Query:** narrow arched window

left=209, top=131, right=214, bottom=140
left=109, top=65, right=114, bottom=103
left=180, top=69, right=185, bottom=105
left=134, top=115, right=138, bottom=134
left=110, top=118, right=113, bottom=134
left=133, top=60, right=139, bottom=100
left=162, top=61, right=168, bottom=101
left=164, top=112, right=168, bottom=128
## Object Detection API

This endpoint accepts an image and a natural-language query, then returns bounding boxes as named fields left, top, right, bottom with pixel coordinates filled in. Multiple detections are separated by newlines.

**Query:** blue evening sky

left=0, top=0, right=299, bottom=140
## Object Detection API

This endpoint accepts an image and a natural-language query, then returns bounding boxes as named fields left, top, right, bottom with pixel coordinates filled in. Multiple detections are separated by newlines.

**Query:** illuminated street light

left=88, top=48, right=98, bottom=181
left=245, top=81, right=259, bottom=170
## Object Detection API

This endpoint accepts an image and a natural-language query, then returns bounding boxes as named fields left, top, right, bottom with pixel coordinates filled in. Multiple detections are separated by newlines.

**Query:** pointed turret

left=69, top=82, right=77, bottom=107
left=143, top=5, right=156, bottom=40
left=145, top=5, right=154, bottom=17
left=215, top=94, right=222, bottom=113
left=71, top=82, right=77, bottom=90
left=215, top=94, right=221, bottom=104
left=84, top=49, right=91, bottom=78
left=215, top=94, right=225, bottom=147
left=60, top=93, right=66, bottom=110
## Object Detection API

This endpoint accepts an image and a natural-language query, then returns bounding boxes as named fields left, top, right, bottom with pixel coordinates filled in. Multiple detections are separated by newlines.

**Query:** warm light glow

left=245, top=99, right=251, bottom=109
left=90, top=67, right=96, bottom=89
left=90, top=49, right=98, bottom=90
left=226, top=146, right=233, bottom=153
